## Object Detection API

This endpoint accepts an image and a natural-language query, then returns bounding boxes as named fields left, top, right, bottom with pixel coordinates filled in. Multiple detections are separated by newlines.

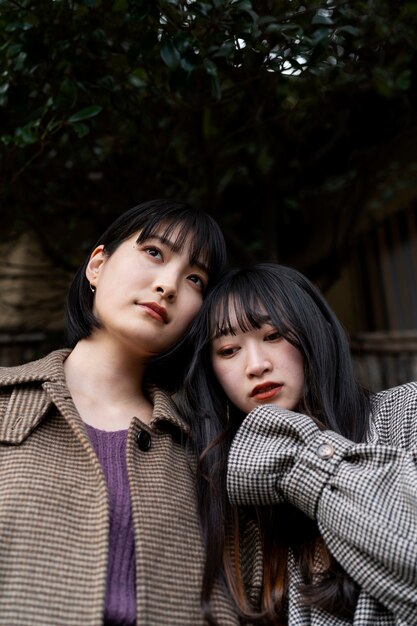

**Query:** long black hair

left=178, top=263, right=372, bottom=624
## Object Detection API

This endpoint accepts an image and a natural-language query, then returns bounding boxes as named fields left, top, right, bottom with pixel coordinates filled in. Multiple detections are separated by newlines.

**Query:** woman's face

left=211, top=317, right=304, bottom=415
left=86, top=229, right=209, bottom=357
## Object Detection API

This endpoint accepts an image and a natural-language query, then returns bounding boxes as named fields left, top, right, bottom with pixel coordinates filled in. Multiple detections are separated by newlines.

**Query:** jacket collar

left=0, top=350, right=70, bottom=444
left=0, top=348, right=70, bottom=387
left=0, top=349, right=189, bottom=443
left=148, top=384, right=190, bottom=434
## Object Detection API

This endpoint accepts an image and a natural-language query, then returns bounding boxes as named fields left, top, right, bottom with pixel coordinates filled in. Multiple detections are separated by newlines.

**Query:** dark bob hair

left=65, top=199, right=227, bottom=348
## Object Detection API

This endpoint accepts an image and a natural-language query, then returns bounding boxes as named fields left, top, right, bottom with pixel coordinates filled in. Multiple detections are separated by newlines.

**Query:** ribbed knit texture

left=86, top=424, right=136, bottom=626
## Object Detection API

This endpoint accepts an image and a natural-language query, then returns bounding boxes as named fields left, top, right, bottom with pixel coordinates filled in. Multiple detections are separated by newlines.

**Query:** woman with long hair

left=179, top=263, right=417, bottom=626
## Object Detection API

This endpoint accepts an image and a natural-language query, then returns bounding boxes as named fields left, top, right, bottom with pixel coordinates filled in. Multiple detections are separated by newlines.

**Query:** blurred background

left=1, top=0, right=417, bottom=390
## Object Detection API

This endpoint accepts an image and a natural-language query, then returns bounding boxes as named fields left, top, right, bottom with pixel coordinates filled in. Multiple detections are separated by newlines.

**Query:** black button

left=136, top=430, right=152, bottom=451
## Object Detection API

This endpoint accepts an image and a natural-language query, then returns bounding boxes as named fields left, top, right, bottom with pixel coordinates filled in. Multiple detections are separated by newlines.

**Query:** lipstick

left=138, top=302, right=168, bottom=324
left=250, top=382, right=282, bottom=401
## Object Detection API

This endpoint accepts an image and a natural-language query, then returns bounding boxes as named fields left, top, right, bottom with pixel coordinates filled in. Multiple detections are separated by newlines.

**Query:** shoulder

left=0, top=349, right=70, bottom=388
left=0, top=349, right=70, bottom=444
left=370, top=382, right=417, bottom=448
left=372, top=382, right=417, bottom=419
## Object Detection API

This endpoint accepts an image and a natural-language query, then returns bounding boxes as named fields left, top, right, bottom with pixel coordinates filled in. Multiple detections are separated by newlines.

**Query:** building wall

left=0, top=233, right=70, bottom=331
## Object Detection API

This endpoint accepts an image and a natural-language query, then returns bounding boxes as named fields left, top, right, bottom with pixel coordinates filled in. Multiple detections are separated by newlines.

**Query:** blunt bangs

left=210, top=289, right=270, bottom=339
left=206, top=267, right=301, bottom=348
left=133, top=205, right=226, bottom=284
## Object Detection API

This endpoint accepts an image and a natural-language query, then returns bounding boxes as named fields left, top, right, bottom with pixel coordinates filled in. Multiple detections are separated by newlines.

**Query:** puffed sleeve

left=227, top=385, right=417, bottom=620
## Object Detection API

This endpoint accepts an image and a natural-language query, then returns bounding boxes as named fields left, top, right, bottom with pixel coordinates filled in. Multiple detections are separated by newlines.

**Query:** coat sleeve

left=226, top=385, right=417, bottom=621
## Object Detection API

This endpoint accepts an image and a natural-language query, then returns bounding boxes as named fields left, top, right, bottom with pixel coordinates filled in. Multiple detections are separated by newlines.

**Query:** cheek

left=284, top=343, right=304, bottom=371
left=211, top=357, right=223, bottom=383
left=182, top=296, right=203, bottom=326
left=287, top=346, right=305, bottom=399
left=170, top=296, right=203, bottom=342
left=212, top=359, right=238, bottom=397
left=211, top=358, right=229, bottom=390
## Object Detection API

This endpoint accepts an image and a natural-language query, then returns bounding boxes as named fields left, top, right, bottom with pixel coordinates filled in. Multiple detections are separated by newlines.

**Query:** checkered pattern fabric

left=0, top=350, right=260, bottom=626
left=227, top=383, right=417, bottom=625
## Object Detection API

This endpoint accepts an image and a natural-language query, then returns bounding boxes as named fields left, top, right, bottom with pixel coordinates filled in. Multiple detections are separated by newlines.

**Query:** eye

left=265, top=330, right=281, bottom=342
left=187, top=274, right=206, bottom=291
left=217, top=346, right=239, bottom=358
left=143, top=246, right=163, bottom=260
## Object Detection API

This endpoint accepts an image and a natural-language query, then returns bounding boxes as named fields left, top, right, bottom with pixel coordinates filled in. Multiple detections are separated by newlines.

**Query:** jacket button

left=316, top=443, right=335, bottom=459
left=136, top=430, right=152, bottom=451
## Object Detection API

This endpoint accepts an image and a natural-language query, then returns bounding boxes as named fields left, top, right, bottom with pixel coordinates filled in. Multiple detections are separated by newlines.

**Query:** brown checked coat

left=0, top=349, right=261, bottom=626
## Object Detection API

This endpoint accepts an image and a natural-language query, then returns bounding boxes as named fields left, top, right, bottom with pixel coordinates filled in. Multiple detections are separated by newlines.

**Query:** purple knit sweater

left=86, top=424, right=136, bottom=626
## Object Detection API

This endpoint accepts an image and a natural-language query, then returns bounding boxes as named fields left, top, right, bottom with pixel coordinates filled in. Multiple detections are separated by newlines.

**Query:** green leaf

left=160, top=38, right=180, bottom=69
left=233, top=0, right=253, bottom=11
left=396, top=70, right=411, bottom=91
left=67, top=106, right=102, bottom=124
left=338, top=25, right=360, bottom=37
left=204, top=60, right=221, bottom=99
left=129, top=71, right=147, bottom=88
left=46, top=119, right=63, bottom=133
left=13, top=52, right=27, bottom=71
left=212, top=42, right=235, bottom=58
left=312, top=13, right=333, bottom=26
left=72, top=122, right=90, bottom=138
left=192, top=2, right=212, bottom=16
left=180, top=57, right=196, bottom=72
left=15, top=123, right=38, bottom=146
left=5, top=21, right=33, bottom=33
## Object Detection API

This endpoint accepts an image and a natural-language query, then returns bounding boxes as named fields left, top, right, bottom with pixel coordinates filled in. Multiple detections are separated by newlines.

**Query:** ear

left=85, top=245, right=107, bottom=288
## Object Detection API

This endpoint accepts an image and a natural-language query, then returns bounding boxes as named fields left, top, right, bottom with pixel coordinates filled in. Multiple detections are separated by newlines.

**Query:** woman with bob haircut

left=0, top=199, right=261, bottom=626
left=179, top=263, right=417, bottom=626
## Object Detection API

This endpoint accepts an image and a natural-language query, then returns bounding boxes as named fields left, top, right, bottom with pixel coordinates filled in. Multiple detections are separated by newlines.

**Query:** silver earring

left=89, top=284, right=96, bottom=293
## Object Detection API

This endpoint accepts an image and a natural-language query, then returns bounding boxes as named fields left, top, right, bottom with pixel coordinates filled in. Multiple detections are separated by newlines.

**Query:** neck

left=64, top=334, right=154, bottom=429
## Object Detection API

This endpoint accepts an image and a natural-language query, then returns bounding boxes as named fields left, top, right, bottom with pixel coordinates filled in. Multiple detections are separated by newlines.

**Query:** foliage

left=1, top=0, right=417, bottom=285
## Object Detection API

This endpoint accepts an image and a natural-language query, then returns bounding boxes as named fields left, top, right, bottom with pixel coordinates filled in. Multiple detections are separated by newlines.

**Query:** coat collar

left=0, top=348, right=70, bottom=387
left=0, top=349, right=189, bottom=444
left=148, top=384, right=190, bottom=434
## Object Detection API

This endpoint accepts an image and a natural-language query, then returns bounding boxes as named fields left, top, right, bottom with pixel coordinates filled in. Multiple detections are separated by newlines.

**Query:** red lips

left=250, top=382, right=283, bottom=400
left=138, top=302, right=168, bottom=323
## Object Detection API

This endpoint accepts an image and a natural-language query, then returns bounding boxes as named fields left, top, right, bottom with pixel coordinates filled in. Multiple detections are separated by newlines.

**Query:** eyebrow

left=138, top=234, right=209, bottom=274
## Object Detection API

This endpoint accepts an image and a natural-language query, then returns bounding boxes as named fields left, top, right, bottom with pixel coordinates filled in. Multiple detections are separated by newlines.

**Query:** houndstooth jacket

left=227, top=383, right=417, bottom=626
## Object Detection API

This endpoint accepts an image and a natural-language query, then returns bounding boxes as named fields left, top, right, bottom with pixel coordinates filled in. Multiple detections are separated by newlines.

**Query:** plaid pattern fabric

left=227, top=382, right=417, bottom=625
left=0, top=350, right=259, bottom=626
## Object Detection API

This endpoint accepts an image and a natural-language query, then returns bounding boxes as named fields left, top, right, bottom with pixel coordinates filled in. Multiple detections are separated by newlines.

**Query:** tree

left=1, top=0, right=417, bottom=288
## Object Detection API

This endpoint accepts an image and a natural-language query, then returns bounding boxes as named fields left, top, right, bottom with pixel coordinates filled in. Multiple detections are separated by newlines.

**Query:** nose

left=154, top=279, right=177, bottom=302
left=245, top=346, right=272, bottom=378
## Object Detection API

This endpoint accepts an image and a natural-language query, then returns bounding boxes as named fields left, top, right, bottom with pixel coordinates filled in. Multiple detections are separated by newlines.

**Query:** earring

left=89, top=283, right=96, bottom=293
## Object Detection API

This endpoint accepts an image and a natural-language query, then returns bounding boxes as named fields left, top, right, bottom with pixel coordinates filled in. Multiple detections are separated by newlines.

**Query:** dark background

left=1, top=0, right=417, bottom=386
